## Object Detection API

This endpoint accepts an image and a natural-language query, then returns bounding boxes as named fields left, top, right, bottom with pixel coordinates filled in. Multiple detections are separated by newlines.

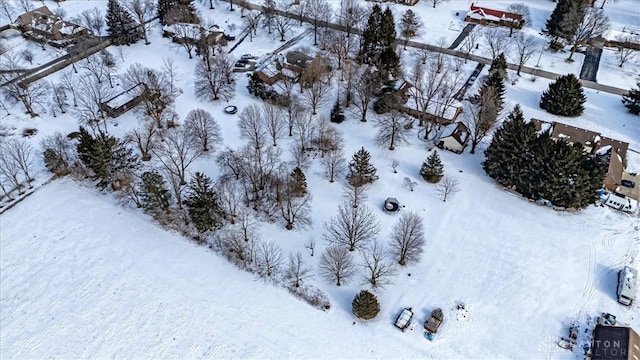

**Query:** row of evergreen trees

left=359, top=5, right=400, bottom=79
left=483, top=106, right=608, bottom=209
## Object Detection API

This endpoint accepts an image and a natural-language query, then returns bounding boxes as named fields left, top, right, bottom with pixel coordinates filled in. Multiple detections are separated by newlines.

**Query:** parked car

left=621, top=179, right=636, bottom=188
left=240, top=53, right=253, bottom=60
left=224, top=34, right=236, bottom=41
left=234, top=62, right=248, bottom=68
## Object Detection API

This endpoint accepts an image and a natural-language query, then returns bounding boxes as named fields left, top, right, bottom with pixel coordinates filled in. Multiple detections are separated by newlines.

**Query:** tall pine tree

left=347, top=147, right=378, bottom=186
left=184, top=172, right=224, bottom=233
left=540, top=74, right=586, bottom=117
left=139, top=170, right=172, bottom=216
left=489, top=53, right=508, bottom=79
left=483, top=105, right=537, bottom=190
left=622, top=81, right=640, bottom=115
left=106, top=0, right=138, bottom=45
left=544, top=0, right=571, bottom=43
left=359, top=5, right=383, bottom=65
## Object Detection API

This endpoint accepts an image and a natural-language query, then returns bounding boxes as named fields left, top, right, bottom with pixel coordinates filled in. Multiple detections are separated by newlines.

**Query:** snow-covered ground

left=1, top=0, right=640, bottom=358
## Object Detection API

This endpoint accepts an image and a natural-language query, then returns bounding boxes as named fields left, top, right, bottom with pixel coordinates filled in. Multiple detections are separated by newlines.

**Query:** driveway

left=579, top=46, right=602, bottom=82
left=448, top=23, right=476, bottom=50
left=616, top=171, right=640, bottom=202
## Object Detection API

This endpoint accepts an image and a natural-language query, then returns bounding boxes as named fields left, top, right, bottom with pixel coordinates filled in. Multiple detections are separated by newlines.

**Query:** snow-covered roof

left=465, top=4, right=523, bottom=25
left=104, top=84, right=145, bottom=109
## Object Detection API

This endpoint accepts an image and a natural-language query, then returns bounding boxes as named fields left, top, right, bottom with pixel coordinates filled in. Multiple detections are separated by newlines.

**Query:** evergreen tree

left=540, top=74, right=586, bottom=117
left=489, top=53, right=508, bottom=79
left=379, top=47, right=400, bottom=79
left=380, top=7, right=397, bottom=49
left=419, top=151, right=444, bottom=183
left=330, top=99, right=345, bottom=123
left=352, top=290, right=380, bottom=320
left=482, top=71, right=506, bottom=111
left=347, top=147, right=378, bottom=187
left=289, top=167, right=308, bottom=197
left=247, top=72, right=268, bottom=99
left=544, top=0, right=571, bottom=42
left=158, top=0, right=197, bottom=24
left=558, top=0, right=586, bottom=44
left=76, top=127, right=140, bottom=188
left=483, top=105, right=537, bottom=191
left=622, top=81, right=640, bottom=115
left=184, top=172, right=224, bottom=233
left=399, top=9, right=421, bottom=48
left=359, top=5, right=383, bottom=65
left=139, top=170, right=172, bottom=216
left=106, top=0, right=137, bottom=45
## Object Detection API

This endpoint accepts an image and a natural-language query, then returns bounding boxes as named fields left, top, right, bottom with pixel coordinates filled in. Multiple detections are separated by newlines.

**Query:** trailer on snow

left=394, top=308, right=414, bottom=331
left=424, top=308, right=444, bottom=341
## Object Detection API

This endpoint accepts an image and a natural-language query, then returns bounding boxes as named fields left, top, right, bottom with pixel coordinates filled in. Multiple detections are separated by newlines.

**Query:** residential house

left=15, top=6, right=88, bottom=46
left=530, top=119, right=629, bottom=192
left=436, top=122, right=470, bottom=154
left=591, top=325, right=640, bottom=360
left=162, top=23, right=227, bottom=47
left=464, top=3, right=524, bottom=30
left=255, top=51, right=329, bottom=86
left=397, top=81, right=463, bottom=125
left=100, top=83, right=149, bottom=118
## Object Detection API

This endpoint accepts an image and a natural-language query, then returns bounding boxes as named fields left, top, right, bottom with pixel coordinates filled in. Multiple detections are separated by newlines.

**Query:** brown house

left=464, top=3, right=524, bottom=30
left=162, top=23, right=227, bottom=47
left=530, top=119, right=629, bottom=192
left=100, top=83, right=149, bottom=118
left=591, top=325, right=640, bottom=360
left=15, top=6, right=88, bottom=44
left=436, top=122, right=470, bottom=154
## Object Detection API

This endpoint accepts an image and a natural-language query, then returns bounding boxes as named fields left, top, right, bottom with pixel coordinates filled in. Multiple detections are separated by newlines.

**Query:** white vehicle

left=602, top=192, right=634, bottom=213
left=617, top=266, right=637, bottom=306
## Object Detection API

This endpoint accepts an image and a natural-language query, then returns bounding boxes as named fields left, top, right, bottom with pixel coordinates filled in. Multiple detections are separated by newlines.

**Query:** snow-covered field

left=1, top=0, right=640, bottom=358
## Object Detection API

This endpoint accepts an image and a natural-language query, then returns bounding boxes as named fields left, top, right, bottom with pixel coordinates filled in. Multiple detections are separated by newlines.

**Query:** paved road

left=229, top=0, right=629, bottom=96
left=448, top=23, right=476, bottom=50
left=579, top=46, right=603, bottom=82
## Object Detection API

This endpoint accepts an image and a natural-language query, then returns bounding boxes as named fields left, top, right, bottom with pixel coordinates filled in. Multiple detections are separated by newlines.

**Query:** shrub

left=352, top=290, right=380, bottom=320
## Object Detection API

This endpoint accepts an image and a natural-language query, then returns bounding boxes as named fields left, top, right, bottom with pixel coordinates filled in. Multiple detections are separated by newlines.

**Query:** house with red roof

left=464, top=3, right=524, bottom=30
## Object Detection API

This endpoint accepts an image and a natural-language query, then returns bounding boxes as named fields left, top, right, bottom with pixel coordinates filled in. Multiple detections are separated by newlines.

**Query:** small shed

left=437, top=122, right=469, bottom=154
left=100, top=83, right=149, bottom=118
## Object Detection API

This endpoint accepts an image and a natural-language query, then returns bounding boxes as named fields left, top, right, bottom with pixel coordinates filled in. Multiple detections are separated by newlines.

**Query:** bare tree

left=389, top=159, right=399, bottom=173
left=121, top=63, right=177, bottom=129
left=302, top=80, right=331, bottom=115
left=325, top=30, right=357, bottom=77
left=80, top=53, right=107, bottom=84
left=361, top=240, right=398, bottom=289
left=128, top=121, right=157, bottom=161
left=152, top=127, right=204, bottom=185
left=511, top=32, right=537, bottom=76
left=262, top=103, right=285, bottom=146
left=185, top=108, right=222, bottom=152
left=436, top=174, right=460, bottom=202
left=321, top=148, right=346, bottom=183
left=352, top=66, right=378, bottom=122
left=304, top=0, right=332, bottom=46
left=506, top=3, right=531, bottom=35
left=616, top=34, right=639, bottom=67
left=172, top=23, right=201, bottom=58
left=324, top=200, right=380, bottom=252
left=60, top=69, right=78, bottom=107
left=219, top=229, right=252, bottom=265
left=261, top=0, right=277, bottom=34
left=276, top=169, right=312, bottom=230
left=305, top=237, right=316, bottom=256
left=338, top=0, right=366, bottom=38
left=374, top=111, right=411, bottom=150
left=4, top=138, right=34, bottom=185
left=482, top=27, right=511, bottom=60
left=0, top=0, right=15, bottom=24
left=273, top=7, right=293, bottom=42
left=314, top=118, right=343, bottom=157
left=464, top=88, right=500, bottom=154
left=256, top=239, right=284, bottom=279
left=284, top=98, right=306, bottom=137
left=566, top=7, right=610, bottom=62
left=0, top=55, right=48, bottom=117
left=80, top=8, right=105, bottom=39
left=461, top=27, right=479, bottom=62
left=15, top=0, right=32, bottom=14
left=74, top=76, right=113, bottom=132
left=285, top=251, right=313, bottom=288
left=403, top=177, right=417, bottom=191
left=243, top=9, right=261, bottom=41
left=390, top=211, right=425, bottom=266
left=238, top=104, right=267, bottom=150
left=319, top=245, right=357, bottom=286
left=293, top=111, right=317, bottom=152
left=217, top=174, right=241, bottom=224
left=0, top=142, right=23, bottom=194
left=41, top=132, right=76, bottom=175
left=50, top=82, right=68, bottom=117
left=161, top=57, right=180, bottom=96
left=20, top=49, right=34, bottom=64
left=123, top=0, right=154, bottom=45
left=194, top=54, right=235, bottom=102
